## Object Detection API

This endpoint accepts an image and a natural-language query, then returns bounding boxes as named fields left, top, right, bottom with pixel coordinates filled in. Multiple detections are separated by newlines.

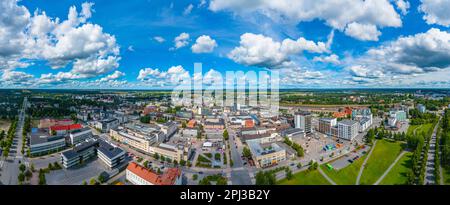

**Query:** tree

left=297, top=162, right=302, bottom=169
left=19, top=164, right=26, bottom=173
left=154, top=153, right=160, bottom=160
left=98, top=175, right=107, bottom=183
left=255, top=171, right=276, bottom=185
left=25, top=169, right=32, bottom=180
left=82, top=180, right=87, bottom=185
left=223, top=129, right=229, bottom=141
left=47, top=163, right=53, bottom=170
left=192, top=174, right=198, bottom=181
left=89, top=178, right=98, bottom=185
left=182, top=121, right=187, bottom=128
left=18, top=172, right=25, bottom=183
left=285, top=168, right=293, bottom=180
left=143, top=161, right=149, bottom=168
left=242, top=147, right=252, bottom=159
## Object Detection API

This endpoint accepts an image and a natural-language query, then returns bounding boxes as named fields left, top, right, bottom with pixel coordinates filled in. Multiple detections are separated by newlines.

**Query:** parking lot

left=46, top=158, right=109, bottom=185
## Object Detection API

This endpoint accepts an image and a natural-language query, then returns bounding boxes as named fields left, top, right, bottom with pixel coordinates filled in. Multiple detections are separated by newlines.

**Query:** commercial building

left=69, top=127, right=93, bottom=145
left=97, top=140, right=127, bottom=168
left=338, top=120, right=359, bottom=141
left=61, top=140, right=98, bottom=168
left=148, top=143, right=186, bottom=162
left=110, top=123, right=165, bottom=153
left=281, top=128, right=305, bottom=138
left=95, top=118, right=119, bottom=133
left=247, top=138, right=286, bottom=168
left=126, top=162, right=182, bottom=185
left=203, top=118, right=225, bottom=130
left=294, top=111, right=312, bottom=134
left=318, top=118, right=337, bottom=136
left=157, top=121, right=178, bottom=139
left=30, top=129, right=66, bottom=156
left=390, top=110, right=407, bottom=122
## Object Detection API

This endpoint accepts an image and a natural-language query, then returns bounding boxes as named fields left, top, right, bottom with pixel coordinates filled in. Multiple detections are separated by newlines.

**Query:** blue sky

left=1, top=0, right=450, bottom=89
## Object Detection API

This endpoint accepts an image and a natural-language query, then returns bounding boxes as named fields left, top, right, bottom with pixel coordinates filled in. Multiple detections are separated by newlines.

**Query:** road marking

left=0, top=160, right=4, bottom=168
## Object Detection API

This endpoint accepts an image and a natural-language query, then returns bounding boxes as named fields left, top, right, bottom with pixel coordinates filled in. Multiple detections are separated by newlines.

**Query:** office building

left=95, top=118, right=119, bottom=133
left=61, top=140, right=98, bottom=168
left=110, top=123, right=165, bottom=153
left=318, top=118, right=337, bottom=136
left=30, top=129, right=66, bottom=156
left=97, top=140, right=127, bottom=168
left=69, top=127, right=93, bottom=145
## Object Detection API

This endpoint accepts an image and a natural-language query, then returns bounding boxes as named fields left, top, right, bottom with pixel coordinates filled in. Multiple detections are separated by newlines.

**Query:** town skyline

left=1, top=0, right=450, bottom=89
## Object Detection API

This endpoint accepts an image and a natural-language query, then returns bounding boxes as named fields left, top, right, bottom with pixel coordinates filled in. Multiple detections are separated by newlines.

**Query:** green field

left=359, top=140, right=404, bottom=185
left=277, top=170, right=331, bottom=185
left=407, top=123, right=434, bottom=136
left=442, top=167, right=450, bottom=185
left=379, top=152, right=413, bottom=185
left=320, top=155, right=367, bottom=185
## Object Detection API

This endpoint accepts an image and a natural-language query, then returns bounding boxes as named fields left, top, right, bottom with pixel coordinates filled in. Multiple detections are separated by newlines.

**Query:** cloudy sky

left=1, top=0, right=450, bottom=89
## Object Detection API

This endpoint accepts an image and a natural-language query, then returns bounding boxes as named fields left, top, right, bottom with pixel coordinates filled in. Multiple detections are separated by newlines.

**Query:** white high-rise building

left=294, top=111, right=312, bottom=134
left=338, top=120, right=359, bottom=141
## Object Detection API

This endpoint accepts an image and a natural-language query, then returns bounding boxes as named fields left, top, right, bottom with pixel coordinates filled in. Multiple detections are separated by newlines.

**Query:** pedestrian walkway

left=424, top=120, right=440, bottom=185
left=356, top=140, right=377, bottom=185
left=374, top=151, right=406, bottom=185
left=318, top=166, right=336, bottom=185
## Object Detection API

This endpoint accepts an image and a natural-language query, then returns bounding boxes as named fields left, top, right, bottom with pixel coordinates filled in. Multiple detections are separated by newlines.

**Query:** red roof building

left=187, top=119, right=196, bottom=128
left=50, top=124, right=82, bottom=132
left=126, top=162, right=181, bottom=185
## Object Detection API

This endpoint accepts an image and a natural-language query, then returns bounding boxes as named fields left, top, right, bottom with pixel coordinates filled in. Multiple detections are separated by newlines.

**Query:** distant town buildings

left=94, top=118, right=119, bottom=133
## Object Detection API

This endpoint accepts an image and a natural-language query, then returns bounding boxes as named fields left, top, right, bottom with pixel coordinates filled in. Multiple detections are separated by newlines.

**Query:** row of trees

left=283, top=137, right=305, bottom=157
left=1, top=118, right=18, bottom=157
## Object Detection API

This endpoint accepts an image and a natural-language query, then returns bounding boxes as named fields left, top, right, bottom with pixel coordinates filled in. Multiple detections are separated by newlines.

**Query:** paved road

left=227, top=127, right=252, bottom=185
left=424, top=118, right=441, bottom=185
left=356, top=140, right=377, bottom=185
left=374, top=151, right=407, bottom=185
left=0, top=97, right=28, bottom=185
left=318, top=166, right=336, bottom=185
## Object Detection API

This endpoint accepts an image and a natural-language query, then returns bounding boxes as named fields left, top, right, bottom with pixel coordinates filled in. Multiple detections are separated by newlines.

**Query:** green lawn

left=277, top=170, right=331, bottom=185
left=320, top=155, right=367, bottom=185
left=359, top=139, right=404, bottom=185
left=442, top=167, right=450, bottom=185
left=407, top=123, right=434, bottom=136
left=379, top=152, right=413, bottom=185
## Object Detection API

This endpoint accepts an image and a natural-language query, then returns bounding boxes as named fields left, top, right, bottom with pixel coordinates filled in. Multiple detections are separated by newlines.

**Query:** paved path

left=374, top=151, right=407, bottom=185
left=356, top=140, right=377, bottom=185
left=318, top=166, right=336, bottom=185
left=424, top=119, right=440, bottom=185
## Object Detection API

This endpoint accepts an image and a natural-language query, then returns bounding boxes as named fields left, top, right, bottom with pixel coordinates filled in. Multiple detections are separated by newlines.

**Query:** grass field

left=442, top=167, right=450, bottom=185
left=379, top=152, right=413, bottom=185
left=277, top=170, right=331, bottom=185
left=359, top=139, right=404, bottom=185
left=406, top=123, right=434, bottom=136
left=320, top=155, right=367, bottom=185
